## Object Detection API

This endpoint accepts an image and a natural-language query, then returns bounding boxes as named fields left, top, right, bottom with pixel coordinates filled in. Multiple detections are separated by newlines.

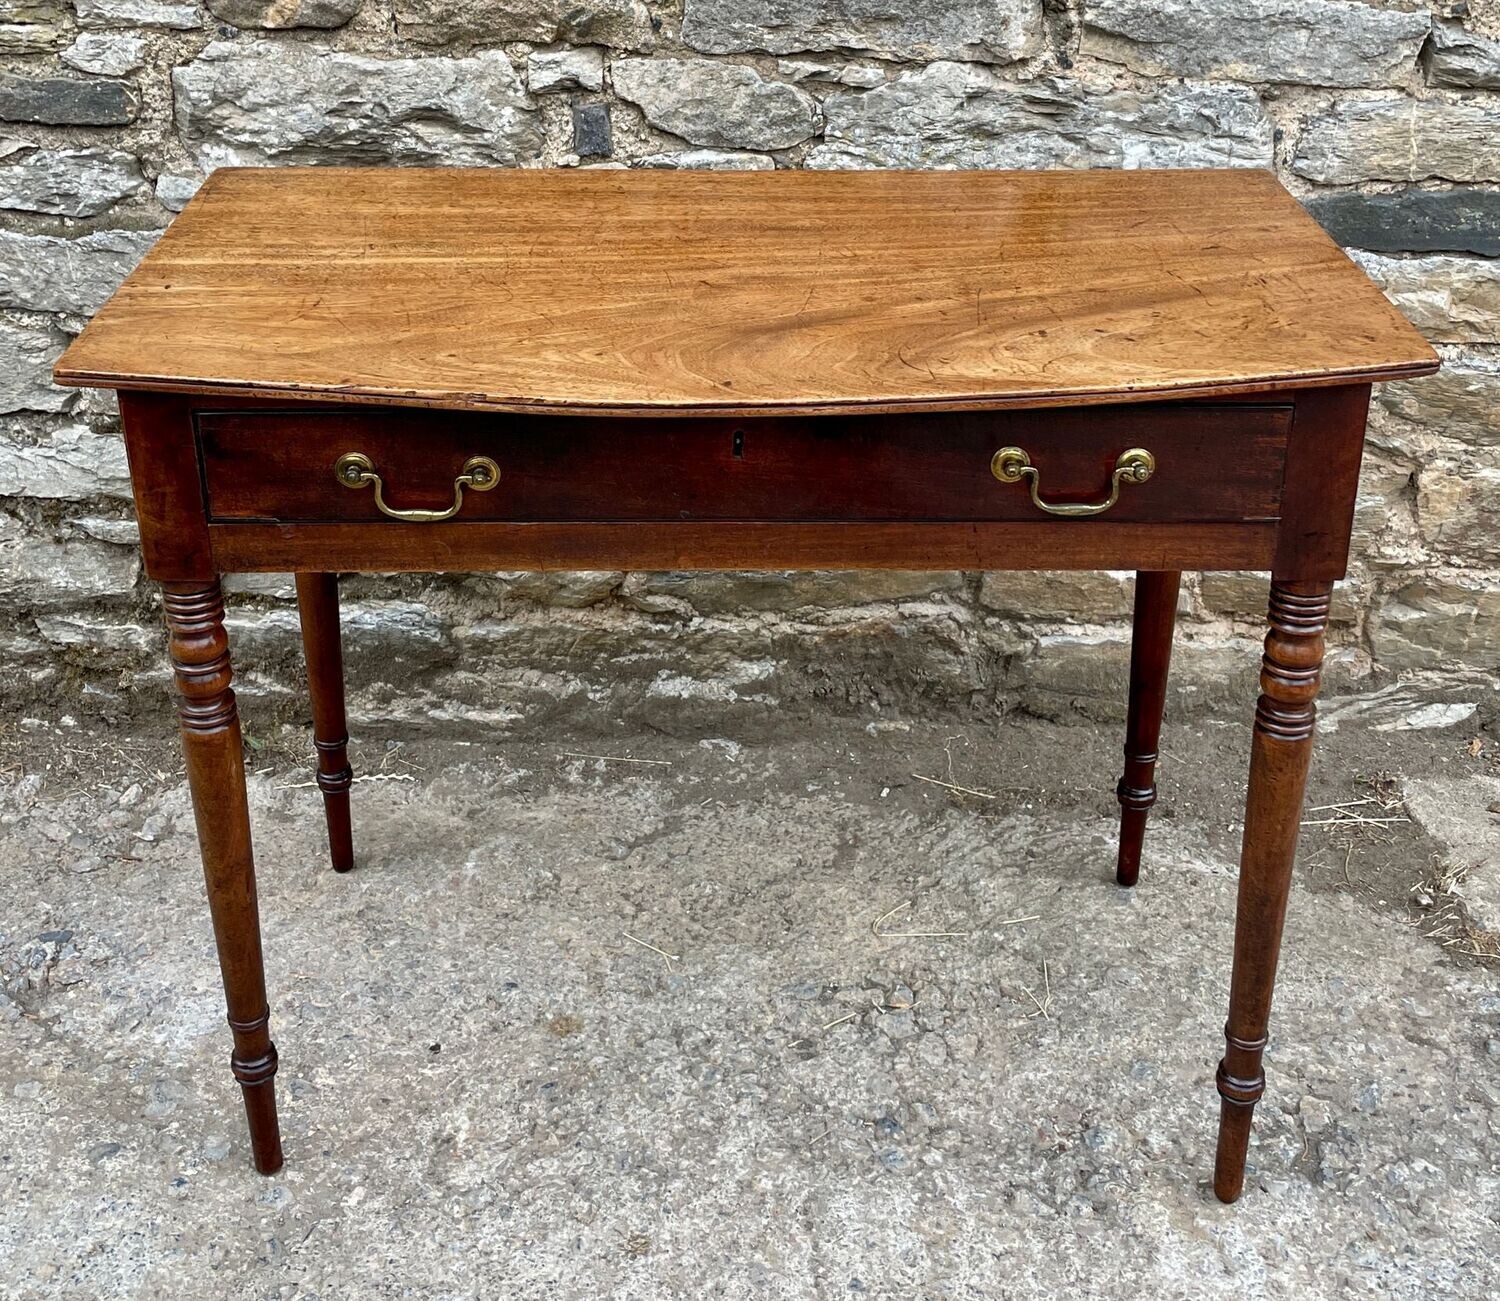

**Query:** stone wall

left=1, top=1, right=1497, bottom=734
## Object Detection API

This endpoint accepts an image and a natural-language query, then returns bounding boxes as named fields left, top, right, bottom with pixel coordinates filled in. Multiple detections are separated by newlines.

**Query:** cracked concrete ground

left=2, top=710, right=1499, bottom=1299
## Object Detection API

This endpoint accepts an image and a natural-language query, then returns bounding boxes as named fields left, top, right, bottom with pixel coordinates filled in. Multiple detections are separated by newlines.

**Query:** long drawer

left=196, top=404, right=1293, bottom=525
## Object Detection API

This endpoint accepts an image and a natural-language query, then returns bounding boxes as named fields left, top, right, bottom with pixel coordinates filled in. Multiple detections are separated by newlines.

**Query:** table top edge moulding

left=48, top=165, right=1446, bottom=1206
left=52, top=167, right=1437, bottom=417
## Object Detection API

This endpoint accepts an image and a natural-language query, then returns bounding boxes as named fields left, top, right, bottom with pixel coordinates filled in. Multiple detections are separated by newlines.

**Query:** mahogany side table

left=53, top=167, right=1438, bottom=1202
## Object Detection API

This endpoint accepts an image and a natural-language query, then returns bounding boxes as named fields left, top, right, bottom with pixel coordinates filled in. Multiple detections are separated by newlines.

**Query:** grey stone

left=154, top=173, right=202, bottom=213
left=395, top=0, right=654, bottom=51
left=572, top=102, right=611, bottom=158
left=0, top=516, right=140, bottom=608
left=174, top=40, right=540, bottom=169
left=635, top=148, right=774, bottom=170
left=979, top=570, right=1135, bottom=622
left=0, top=319, right=70, bottom=415
left=527, top=44, right=605, bottom=94
left=809, top=64, right=1272, bottom=170
left=0, top=73, right=137, bottom=126
left=34, top=612, right=156, bottom=657
left=204, top=0, right=360, bottom=27
left=1372, top=573, right=1500, bottom=671
left=0, top=230, right=158, bottom=315
left=1082, top=0, right=1429, bottom=88
left=67, top=514, right=139, bottom=545
left=0, top=24, right=60, bottom=54
left=621, top=570, right=962, bottom=615
left=1305, top=186, right=1500, bottom=256
left=0, top=0, right=62, bottom=51
left=74, top=0, right=202, bottom=26
left=1350, top=252, right=1500, bottom=344
left=1417, top=463, right=1500, bottom=566
left=1425, top=19, right=1500, bottom=89
left=613, top=58, right=820, bottom=151
left=60, top=32, right=145, bottom=75
left=0, top=425, right=131, bottom=499
left=0, top=144, right=145, bottom=217
left=1293, top=98, right=1500, bottom=184
left=682, top=0, right=1040, bottom=65
left=775, top=57, right=885, bottom=88
left=1374, top=353, right=1500, bottom=453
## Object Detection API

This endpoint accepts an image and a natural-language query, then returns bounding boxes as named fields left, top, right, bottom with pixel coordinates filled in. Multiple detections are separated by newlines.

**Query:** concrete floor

left=2, top=712, right=1498, bottom=1299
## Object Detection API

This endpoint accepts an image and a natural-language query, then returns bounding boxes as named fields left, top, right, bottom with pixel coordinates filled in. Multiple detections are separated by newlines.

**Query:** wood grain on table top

left=53, top=167, right=1438, bottom=416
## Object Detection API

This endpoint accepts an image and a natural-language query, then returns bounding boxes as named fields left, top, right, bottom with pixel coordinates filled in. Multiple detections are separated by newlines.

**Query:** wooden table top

left=54, top=167, right=1437, bottom=417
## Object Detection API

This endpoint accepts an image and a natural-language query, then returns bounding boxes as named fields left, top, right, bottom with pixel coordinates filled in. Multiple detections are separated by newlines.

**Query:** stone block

left=0, top=424, right=131, bottom=499
left=527, top=44, right=605, bottom=94
left=0, top=319, right=70, bottom=415
left=395, top=0, right=654, bottom=51
left=0, top=72, right=137, bottom=125
left=1371, top=573, right=1500, bottom=671
left=34, top=612, right=158, bottom=658
left=808, top=65, right=1272, bottom=170
left=978, top=570, right=1135, bottom=621
left=1083, top=0, right=1429, bottom=88
left=572, top=102, right=611, bottom=157
left=0, top=143, right=145, bottom=217
left=635, top=148, right=774, bottom=170
left=1374, top=353, right=1500, bottom=454
left=681, top=0, right=1040, bottom=65
left=1417, top=462, right=1500, bottom=565
left=155, top=173, right=202, bottom=212
left=0, top=0, right=62, bottom=52
left=0, top=515, right=140, bottom=608
left=1305, top=187, right=1500, bottom=256
left=0, top=230, right=158, bottom=315
left=1351, top=251, right=1500, bottom=344
left=174, top=40, right=540, bottom=169
left=75, top=0, right=201, bottom=25
left=620, top=570, right=963, bottom=615
left=1424, top=19, right=1500, bottom=89
left=1293, top=98, right=1500, bottom=184
left=613, top=58, right=819, bottom=151
left=60, top=32, right=145, bottom=75
left=204, top=0, right=360, bottom=27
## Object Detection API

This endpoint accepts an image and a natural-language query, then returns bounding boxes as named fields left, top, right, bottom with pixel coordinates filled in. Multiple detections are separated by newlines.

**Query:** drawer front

left=197, top=404, right=1292, bottom=525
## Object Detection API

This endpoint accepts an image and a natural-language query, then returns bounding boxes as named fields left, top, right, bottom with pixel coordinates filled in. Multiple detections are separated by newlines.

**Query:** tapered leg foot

left=1212, top=580, right=1330, bottom=1203
left=1116, top=571, right=1179, bottom=887
left=295, top=572, right=354, bottom=874
left=164, top=580, right=283, bottom=1174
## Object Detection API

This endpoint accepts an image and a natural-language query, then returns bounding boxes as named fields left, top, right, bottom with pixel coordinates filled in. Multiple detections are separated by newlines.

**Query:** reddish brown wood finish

left=1116, top=571, right=1180, bottom=888
left=163, top=579, right=282, bottom=1174
left=195, top=405, right=1292, bottom=525
left=119, top=392, right=211, bottom=581
left=1273, top=386, right=1373, bottom=580
left=50, top=169, right=1438, bottom=415
left=295, top=573, right=354, bottom=874
left=1214, top=580, right=1332, bottom=1203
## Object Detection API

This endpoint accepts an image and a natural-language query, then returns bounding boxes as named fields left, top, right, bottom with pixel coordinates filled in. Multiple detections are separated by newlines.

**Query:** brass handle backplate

left=334, top=451, right=499, bottom=522
left=990, top=446, right=1155, bottom=518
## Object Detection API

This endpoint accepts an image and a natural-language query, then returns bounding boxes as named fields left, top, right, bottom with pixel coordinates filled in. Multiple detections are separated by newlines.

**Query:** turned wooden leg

left=164, top=580, right=283, bottom=1174
left=1213, top=579, right=1330, bottom=1203
left=295, top=572, right=354, bottom=874
left=1116, top=570, right=1180, bottom=887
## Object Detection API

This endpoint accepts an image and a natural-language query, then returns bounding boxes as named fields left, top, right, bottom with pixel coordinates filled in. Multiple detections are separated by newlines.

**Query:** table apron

left=205, top=519, right=1278, bottom=574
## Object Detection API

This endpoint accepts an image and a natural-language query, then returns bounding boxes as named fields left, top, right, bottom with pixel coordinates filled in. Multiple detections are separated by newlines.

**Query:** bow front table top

left=53, top=166, right=1438, bottom=1202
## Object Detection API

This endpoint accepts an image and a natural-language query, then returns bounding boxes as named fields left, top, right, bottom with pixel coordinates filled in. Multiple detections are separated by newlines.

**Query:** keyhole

left=732, top=429, right=745, bottom=459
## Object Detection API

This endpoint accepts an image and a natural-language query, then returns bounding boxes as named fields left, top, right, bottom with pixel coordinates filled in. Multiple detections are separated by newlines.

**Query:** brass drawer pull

left=334, top=452, right=499, bottom=522
left=991, top=446, right=1155, bottom=518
